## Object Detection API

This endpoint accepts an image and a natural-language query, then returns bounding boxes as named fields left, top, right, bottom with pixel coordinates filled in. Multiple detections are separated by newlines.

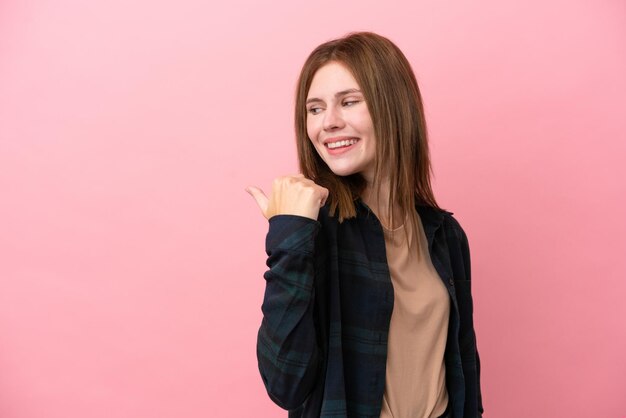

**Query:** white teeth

left=327, top=139, right=357, bottom=149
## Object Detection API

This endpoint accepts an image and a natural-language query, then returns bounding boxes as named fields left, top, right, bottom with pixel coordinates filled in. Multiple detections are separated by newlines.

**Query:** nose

left=323, top=105, right=345, bottom=131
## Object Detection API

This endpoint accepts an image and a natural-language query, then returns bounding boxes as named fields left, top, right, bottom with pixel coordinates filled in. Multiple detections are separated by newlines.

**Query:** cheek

left=306, top=118, right=319, bottom=144
left=360, top=112, right=375, bottom=133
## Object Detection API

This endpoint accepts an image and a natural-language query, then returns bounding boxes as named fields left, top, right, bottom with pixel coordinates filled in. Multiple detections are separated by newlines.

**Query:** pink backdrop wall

left=1, top=0, right=625, bottom=417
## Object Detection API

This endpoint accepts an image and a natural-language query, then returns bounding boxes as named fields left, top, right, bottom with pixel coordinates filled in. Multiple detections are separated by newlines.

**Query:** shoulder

left=317, top=203, right=338, bottom=228
left=441, top=210, right=464, bottom=232
left=433, top=208, right=470, bottom=246
left=416, top=204, right=463, bottom=232
left=437, top=212, right=473, bottom=267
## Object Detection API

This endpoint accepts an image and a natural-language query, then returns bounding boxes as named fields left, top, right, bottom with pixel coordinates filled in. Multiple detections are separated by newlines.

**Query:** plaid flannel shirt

left=257, top=200, right=483, bottom=418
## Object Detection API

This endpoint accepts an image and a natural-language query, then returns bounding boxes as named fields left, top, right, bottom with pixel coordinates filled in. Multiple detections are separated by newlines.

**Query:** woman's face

left=306, top=61, right=377, bottom=182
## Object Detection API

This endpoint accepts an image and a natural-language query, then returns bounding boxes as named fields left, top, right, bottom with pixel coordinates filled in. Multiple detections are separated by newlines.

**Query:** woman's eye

left=308, top=107, right=322, bottom=114
left=343, top=100, right=360, bottom=107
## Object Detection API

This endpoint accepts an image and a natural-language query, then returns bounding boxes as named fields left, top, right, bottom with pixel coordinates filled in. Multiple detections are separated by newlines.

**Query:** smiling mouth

left=325, top=138, right=359, bottom=149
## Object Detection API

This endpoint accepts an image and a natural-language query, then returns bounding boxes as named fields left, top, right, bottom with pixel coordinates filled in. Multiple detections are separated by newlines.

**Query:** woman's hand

left=246, top=174, right=329, bottom=221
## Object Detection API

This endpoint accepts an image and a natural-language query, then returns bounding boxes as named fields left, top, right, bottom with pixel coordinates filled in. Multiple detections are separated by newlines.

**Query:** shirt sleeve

left=256, top=214, right=322, bottom=410
left=459, top=225, right=484, bottom=417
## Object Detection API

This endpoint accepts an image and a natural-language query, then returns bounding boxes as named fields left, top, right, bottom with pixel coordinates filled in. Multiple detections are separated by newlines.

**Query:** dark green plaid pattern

left=257, top=200, right=483, bottom=418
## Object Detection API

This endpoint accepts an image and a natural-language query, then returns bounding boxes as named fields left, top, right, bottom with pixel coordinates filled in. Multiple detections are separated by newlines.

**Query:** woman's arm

left=247, top=175, right=329, bottom=410
left=444, top=213, right=484, bottom=417
left=257, top=214, right=322, bottom=410
left=458, top=223, right=484, bottom=417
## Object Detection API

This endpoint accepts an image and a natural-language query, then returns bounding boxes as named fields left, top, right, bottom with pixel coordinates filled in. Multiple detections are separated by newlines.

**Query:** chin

left=327, top=166, right=360, bottom=177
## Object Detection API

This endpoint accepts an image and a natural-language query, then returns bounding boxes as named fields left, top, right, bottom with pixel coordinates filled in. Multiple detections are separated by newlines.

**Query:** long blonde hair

left=295, top=31, right=442, bottom=229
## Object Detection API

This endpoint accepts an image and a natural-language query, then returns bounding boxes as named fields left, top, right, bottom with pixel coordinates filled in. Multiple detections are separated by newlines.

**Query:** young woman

left=247, top=31, right=483, bottom=418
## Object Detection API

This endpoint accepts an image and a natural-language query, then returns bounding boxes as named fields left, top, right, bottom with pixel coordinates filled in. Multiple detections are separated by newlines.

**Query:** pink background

left=1, top=0, right=625, bottom=417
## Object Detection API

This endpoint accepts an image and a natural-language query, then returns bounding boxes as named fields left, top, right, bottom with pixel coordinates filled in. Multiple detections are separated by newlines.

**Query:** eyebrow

left=306, top=88, right=362, bottom=105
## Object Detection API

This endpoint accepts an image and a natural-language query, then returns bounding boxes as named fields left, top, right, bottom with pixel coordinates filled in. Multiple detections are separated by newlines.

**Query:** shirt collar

left=354, top=198, right=450, bottom=240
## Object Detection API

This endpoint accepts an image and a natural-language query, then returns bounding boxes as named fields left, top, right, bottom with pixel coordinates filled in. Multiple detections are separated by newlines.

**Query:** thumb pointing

left=245, top=186, right=269, bottom=217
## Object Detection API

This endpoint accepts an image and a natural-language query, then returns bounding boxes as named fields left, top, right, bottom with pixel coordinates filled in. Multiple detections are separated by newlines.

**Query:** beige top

left=379, top=212, right=450, bottom=418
